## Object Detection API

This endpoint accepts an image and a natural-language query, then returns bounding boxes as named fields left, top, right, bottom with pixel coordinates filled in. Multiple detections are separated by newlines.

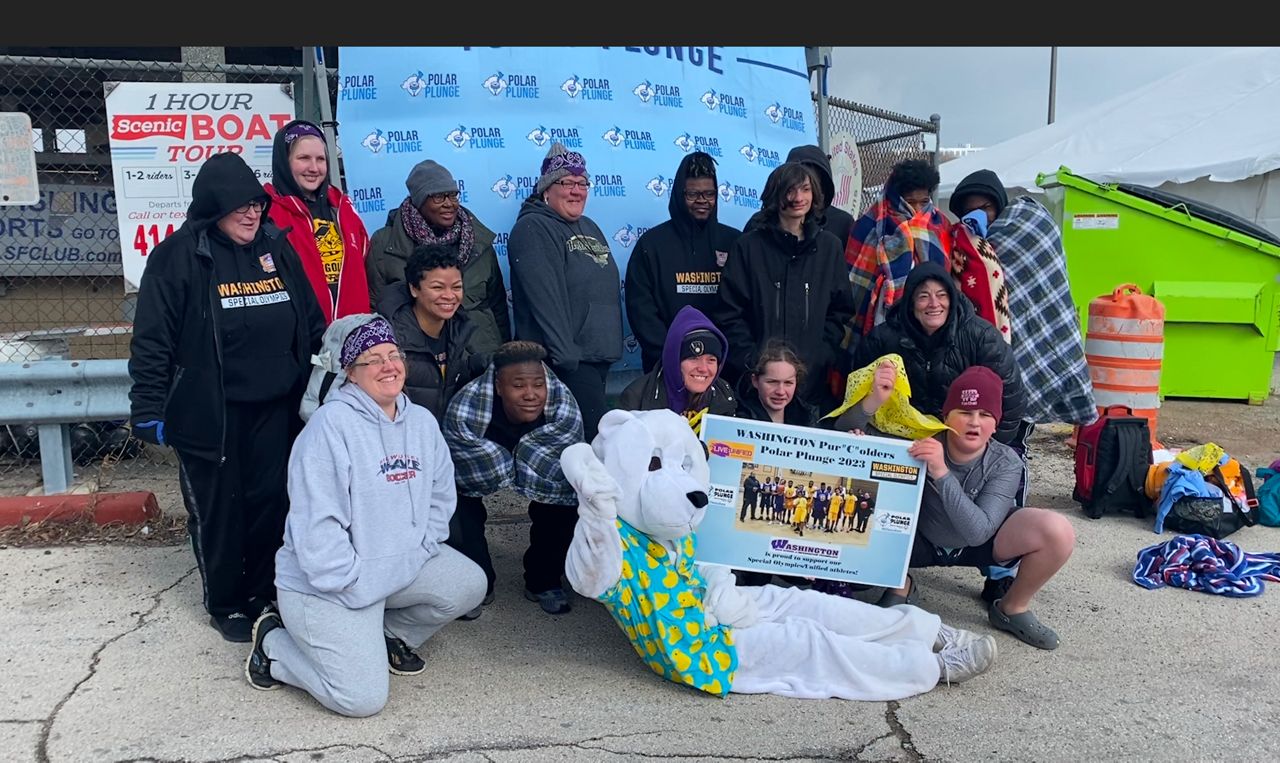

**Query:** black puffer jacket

left=850, top=261, right=1025, bottom=444
left=377, top=284, right=489, bottom=422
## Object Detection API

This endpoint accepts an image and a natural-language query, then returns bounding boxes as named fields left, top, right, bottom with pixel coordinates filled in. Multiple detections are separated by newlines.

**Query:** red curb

left=0, top=491, right=161, bottom=528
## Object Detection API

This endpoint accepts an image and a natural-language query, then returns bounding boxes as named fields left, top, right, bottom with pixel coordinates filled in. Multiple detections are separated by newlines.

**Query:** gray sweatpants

left=265, top=545, right=485, bottom=717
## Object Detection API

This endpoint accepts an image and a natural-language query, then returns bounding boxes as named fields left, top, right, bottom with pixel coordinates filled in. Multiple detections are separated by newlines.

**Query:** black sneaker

left=244, top=609, right=283, bottom=691
left=210, top=612, right=253, bottom=642
left=385, top=635, right=426, bottom=676
left=981, top=575, right=1015, bottom=605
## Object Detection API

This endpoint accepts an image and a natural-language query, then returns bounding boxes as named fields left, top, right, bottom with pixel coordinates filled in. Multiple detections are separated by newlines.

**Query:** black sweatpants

left=446, top=495, right=579, bottom=597
left=176, top=399, right=293, bottom=618
left=552, top=361, right=611, bottom=443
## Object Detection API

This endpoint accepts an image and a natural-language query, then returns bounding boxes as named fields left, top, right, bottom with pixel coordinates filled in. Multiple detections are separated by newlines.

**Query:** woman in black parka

left=849, top=261, right=1025, bottom=445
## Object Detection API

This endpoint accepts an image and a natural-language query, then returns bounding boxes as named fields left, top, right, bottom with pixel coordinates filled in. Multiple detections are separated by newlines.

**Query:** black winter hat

left=949, top=169, right=1008, bottom=219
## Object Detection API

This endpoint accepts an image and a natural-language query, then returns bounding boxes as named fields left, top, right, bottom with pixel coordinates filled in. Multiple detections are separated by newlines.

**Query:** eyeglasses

left=684, top=190, right=716, bottom=202
left=350, top=350, right=408, bottom=368
left=233, top=200, right=266, bottom=215
left=426, top=191, right=460, bottom=204
left=553, top=178, right=591, bottom=190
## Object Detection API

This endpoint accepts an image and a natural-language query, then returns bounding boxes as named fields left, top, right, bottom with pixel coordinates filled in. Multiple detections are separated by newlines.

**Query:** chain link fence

left=823, top=95, right=939, bottom=215
left=0, top=54, right=337, bottom=496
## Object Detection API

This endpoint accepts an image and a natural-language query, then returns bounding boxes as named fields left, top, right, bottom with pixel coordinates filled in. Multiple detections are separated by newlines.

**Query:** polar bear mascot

left=561, top=408, right=997, bottom=700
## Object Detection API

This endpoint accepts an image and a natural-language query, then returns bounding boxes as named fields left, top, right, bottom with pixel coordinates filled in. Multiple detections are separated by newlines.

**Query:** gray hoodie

left=275, top=381, right=456, bottom=609
left=507, top=196, right=622, bottom=371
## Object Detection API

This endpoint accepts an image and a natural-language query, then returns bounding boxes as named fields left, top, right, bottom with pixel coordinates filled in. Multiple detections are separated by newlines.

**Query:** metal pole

left=1048, top=46, right=1058, bottom=124
left=806, top=47, right=832, bottom=153
left=930, top=114, right=941, bottom=167
left=313, top=47, right=343, bottom=191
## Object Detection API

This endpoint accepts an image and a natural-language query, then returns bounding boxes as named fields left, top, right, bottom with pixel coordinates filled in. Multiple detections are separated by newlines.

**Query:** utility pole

left=1048, top=46, right=1058, bottom=124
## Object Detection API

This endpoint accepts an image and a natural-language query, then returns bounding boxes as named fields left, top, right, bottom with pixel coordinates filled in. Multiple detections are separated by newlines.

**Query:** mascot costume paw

left=562, top=409, right=996, bottom=701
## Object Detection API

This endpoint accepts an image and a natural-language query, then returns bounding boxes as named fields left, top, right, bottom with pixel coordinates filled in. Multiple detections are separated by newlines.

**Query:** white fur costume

left=562, top=409, right=945, bottom=701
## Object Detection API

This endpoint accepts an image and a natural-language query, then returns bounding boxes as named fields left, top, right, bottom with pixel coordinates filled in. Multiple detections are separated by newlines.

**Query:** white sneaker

left=937, top=634, right=998, bottom=685
left=933, top=622, right=984, bottom=652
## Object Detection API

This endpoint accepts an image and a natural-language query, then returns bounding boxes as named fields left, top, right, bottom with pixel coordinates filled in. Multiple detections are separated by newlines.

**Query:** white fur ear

left=592, top=409, right=638, bottom=457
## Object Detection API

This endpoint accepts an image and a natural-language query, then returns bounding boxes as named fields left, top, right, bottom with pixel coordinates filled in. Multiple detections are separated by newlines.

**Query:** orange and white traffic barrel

left=1085, top=283, right=1165, bottom=447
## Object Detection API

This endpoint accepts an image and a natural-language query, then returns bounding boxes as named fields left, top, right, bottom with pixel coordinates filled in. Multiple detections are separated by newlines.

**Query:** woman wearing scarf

left=846, top=159, right=953, bottom=342
left=366, top=159, right=510, bottom=355
left=264, top=119, right=371, bottom=324
left=617, top=305, right=737, bottom=435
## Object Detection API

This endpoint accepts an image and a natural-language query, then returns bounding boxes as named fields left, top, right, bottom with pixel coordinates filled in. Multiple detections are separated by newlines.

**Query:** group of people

left=127, top=116, right=1090, bottom=716
left=740, top=477, right=876, bottom=537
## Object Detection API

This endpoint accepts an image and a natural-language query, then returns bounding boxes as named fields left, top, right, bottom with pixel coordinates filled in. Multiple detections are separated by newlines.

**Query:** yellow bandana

left=822, top=353, right=950, bottom=440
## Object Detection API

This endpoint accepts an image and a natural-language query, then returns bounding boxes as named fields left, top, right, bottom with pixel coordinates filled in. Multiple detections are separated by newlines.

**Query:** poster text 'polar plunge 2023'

left=336, top=46, right=818, bottom=371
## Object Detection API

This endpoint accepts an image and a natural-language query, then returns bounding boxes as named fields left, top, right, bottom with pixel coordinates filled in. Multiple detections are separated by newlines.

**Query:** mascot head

left=593, top=409, right=710, bottom=541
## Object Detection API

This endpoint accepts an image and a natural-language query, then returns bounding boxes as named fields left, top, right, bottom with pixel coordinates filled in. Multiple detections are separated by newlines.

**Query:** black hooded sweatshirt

left=850, top=261, right=1026, bottom=445
left=128, top=152, right=325, bottom=462
left=787, top=145, right=856, bottom=246
left=712, top=213, right=853, bottom=404
left=625, top=152, right=742, bottom=372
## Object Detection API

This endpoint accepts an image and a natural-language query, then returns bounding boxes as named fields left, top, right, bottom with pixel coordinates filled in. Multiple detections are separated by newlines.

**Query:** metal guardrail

left=0, top=359, right=130, bottom=493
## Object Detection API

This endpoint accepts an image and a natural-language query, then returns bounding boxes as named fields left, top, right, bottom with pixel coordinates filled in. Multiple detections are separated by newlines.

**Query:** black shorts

left=909, top=535, right=1018, bottom=570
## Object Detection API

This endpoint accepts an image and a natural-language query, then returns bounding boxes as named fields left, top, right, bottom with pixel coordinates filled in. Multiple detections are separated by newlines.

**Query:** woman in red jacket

left=264, top=120, right=371, bottom=323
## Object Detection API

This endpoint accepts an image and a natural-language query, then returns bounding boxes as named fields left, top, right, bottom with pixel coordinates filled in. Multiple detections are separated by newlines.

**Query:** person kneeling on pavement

left=442, top=341, right=586, bottom=616
left=843, top=365, right=1075, bottom=650
left=244, top=316, right=486, bottom=716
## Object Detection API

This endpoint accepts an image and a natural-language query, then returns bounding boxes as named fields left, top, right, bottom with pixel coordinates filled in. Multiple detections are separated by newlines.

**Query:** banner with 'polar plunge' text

left=336, top=46, right=817, bottom=371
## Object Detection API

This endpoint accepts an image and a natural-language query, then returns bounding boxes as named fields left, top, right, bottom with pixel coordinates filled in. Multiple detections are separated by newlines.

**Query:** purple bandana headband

left=540, top=151, right=586, bottom=177
left=340, top=317, right=398, bottom=368
left=284, top=122, right=325, bottom=145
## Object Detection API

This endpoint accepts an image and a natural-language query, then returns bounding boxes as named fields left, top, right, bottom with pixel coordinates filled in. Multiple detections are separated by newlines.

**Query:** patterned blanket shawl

left=951, top=221, right=1011, bottom=343
left=442, top=363, right=583, bottom=505
left=846, top=196, right=952, bottom=338
left=986, top=196, right=1096, bottom=425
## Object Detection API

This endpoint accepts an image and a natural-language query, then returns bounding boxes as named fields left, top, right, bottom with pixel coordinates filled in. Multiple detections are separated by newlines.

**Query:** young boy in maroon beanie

left=878, top=366, right=1075, bottom=650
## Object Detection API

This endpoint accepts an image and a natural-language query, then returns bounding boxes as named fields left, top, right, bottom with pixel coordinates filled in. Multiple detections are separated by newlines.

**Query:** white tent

left=938, top=47, right=1280, bottom=238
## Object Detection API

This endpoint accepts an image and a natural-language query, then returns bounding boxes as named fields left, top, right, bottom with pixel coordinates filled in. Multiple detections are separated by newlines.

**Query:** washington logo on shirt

left=379, top=453, right=423, bottom=484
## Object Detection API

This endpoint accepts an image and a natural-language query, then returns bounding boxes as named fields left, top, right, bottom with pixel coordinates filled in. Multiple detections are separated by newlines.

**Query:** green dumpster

left=1035, top=167, right=1280, bottom=404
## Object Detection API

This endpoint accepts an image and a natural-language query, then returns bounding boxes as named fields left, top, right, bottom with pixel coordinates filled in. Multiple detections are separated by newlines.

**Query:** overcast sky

left=828, top=47, right=1241, bottom=148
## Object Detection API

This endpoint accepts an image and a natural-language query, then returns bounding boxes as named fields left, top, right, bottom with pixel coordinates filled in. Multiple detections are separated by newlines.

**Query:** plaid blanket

left=1133, top=534, right=1280, bottom=597
left=846, top=196, right=952, bottom=338
left=442, top=363, right=583, bottom=505
left=987, top=196, right=1097, bottom=425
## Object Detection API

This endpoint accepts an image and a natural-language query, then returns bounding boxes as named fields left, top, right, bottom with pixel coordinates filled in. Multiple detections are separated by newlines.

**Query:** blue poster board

left=336, top=46, right=817, bottom=371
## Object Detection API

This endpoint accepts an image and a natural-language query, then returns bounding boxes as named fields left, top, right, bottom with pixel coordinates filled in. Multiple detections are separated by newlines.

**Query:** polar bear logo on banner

left=613, top=225, right=638, bottom=249
left=633, top=81, right=655, bottom=103
left=401, top=71, right=427, bottom=98
left=482, top=72, right=507, bottom=97
left=673, top=133, right=695, bottom=153
left=445, top=125, right=469, bottom=149
left=739, top=144, right=759, bottom=164
left=764, top=102, right=784, bottom=124
left=561, top=75, right=583, bottom=99
left=527, top=126, right=551, bottom=148
left=361, top=129, right=386, bottom=154
left=700, top=89, right=720, bottom=110
left=491, top=175, right=517, bottom=200
left=602, top=126, right=624, bottom=148
left=645, top=176, right=670, bottom=197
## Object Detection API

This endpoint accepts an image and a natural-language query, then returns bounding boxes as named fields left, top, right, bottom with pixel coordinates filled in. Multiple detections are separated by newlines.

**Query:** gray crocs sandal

left=989, top=599, right=1059, bottom=650
left=877, top=575, right=919, bottom=608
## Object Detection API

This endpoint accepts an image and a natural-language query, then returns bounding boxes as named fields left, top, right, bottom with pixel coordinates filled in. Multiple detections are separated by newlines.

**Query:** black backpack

left=1073, top=405, right=1154, bottom=519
